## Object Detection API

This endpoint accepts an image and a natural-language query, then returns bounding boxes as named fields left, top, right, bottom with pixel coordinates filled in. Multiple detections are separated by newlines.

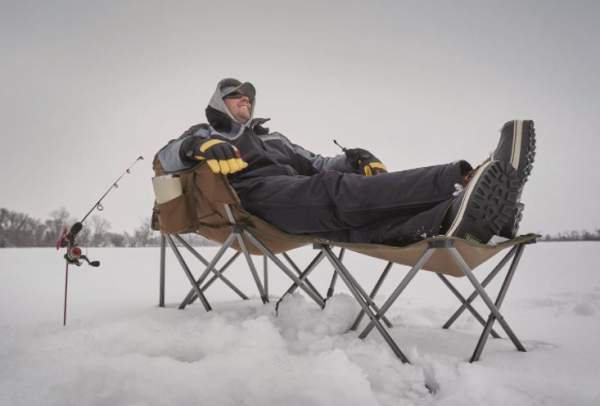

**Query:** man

left=157, top=78, right=535, bottom=245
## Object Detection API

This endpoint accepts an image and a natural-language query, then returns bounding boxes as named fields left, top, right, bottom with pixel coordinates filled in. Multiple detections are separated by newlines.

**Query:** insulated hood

left=206, top=78, right=256, bottom=138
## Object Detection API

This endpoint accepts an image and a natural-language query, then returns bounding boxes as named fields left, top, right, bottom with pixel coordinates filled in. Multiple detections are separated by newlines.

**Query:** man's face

left=224, top=94, right=252, bottom=124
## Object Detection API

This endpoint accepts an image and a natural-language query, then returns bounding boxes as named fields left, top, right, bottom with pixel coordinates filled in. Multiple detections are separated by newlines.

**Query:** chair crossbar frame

left=281, top=251, right=325, bottom=304
left=278, top=252, right=394, bottom=328
left=275, top=250, right=327, bottom=312
left=316, top=239, right=531, bottom=363
left=159, top=204, right=328, bottom=312
left=350, top=261, right=394, bottom=330
left=164, top=234, right=212, bottom=312
left=320, top=245, right=411, bottom=363
left=178, top=236, right=245, bottom=309
left=174, top=234, right=248, bottom=302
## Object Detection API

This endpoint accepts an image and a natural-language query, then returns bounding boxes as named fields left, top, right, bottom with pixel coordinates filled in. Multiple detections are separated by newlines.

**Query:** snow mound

left=276, top=293, right=359, bottom=338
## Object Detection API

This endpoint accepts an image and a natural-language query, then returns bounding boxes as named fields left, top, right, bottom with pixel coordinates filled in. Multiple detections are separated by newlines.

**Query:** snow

left=1, top=242, right=600, bottom=405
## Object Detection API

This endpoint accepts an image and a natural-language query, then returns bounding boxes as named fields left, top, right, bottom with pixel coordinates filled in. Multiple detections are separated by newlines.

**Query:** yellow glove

left=189, top=138, right=248, bottom=175
left=345, top=148, right=387, bottom=176
left=361, top=161, right=387, bottom=176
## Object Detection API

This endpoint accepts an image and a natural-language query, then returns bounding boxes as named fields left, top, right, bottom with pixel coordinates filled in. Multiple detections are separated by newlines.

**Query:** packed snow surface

left=1, top=242, right=600, bottom=405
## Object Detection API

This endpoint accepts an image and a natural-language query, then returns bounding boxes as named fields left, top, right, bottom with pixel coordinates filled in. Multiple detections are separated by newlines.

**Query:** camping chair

left=153, top=162, right=343, bottom=313
left=154, top=163, right=537, bottom=363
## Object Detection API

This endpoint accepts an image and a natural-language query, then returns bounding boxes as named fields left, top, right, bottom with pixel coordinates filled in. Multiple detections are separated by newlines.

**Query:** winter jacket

left=157, top=79, right=356, bottom=180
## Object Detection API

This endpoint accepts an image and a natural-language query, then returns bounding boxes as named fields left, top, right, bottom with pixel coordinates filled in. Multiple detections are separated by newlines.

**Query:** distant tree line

left=540, top=229, right=600, bottom=242
left=0, top=207, right=213, bottom=248
left=3, top=207, right=598, bottom=247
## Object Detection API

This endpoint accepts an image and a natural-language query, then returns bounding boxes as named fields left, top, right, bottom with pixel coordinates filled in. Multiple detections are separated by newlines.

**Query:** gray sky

left=1, top=0, right=599, bottom=235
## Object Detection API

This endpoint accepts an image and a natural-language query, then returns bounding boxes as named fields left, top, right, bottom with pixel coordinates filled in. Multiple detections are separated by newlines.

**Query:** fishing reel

left=56, top=222, right=100, bottom=267
left=64, top=245, right=100, bottom=267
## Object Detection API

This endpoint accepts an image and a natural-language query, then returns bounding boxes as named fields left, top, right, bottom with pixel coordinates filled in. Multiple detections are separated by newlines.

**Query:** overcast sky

left=1, top=0, right=599, bottom=235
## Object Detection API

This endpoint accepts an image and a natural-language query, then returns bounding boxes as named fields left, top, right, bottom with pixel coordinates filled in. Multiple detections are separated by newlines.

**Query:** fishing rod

left=333, top=139, right=347, bottom=152
left=56, top=155, right=144, bottom=325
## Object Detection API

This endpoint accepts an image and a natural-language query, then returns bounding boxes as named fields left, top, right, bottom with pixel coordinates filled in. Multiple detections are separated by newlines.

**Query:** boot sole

left=503, top=119, right=536, bottom=183
left=446, top=161, right=521, bottom=243
left=499, top=120, right=536, bottom=238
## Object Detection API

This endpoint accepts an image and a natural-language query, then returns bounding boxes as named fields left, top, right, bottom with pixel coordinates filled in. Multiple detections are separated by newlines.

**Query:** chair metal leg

left=282, top=251, right=325, bottom=301
left=326, top=248, right=345, bottom=299
left=166, top=235, right=212, bottom=312
left=276, top=251, right=326, bottom=311
left=179, top=233, right=237, bottom=309
left=449, top=248, right=526, bottom=355
left=436, top=273, right=502, bottom=339
left=221, top=205, right=268, bottom=303
left=442, top=245, right=518, bottom=330
left=185, top=251, right=243, bottom=306
left=326, top=273, right=337, bottom=299
left=263, top=255, right=269, bottom=299
left=242, top=230, right=325, bottom=308
left=321, top=245, right=411, bottom=363
left=470, top=244, right=527, bottom=362
left=351, top=261, right=393, bottom=330
left=174, top=234, right=248, bottom=301
left=322, top=252, right=396, bottom=332
left=235, top=232, right=269, bottom=304
left=359, top=248, right=434, bottom=339
left=159, top=234, right=166, bottom=307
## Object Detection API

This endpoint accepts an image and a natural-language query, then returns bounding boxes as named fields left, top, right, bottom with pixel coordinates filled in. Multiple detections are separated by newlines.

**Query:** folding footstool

left=154, top=163, right=537, bottom=363
left=310, top=234, right=538, bottom=363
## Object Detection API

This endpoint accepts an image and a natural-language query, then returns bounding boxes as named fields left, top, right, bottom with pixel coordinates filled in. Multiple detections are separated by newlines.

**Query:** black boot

left=444, top=161, right=521, bottom=244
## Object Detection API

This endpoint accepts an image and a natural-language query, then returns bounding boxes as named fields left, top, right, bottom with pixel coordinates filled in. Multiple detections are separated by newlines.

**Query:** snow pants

left=231, top=161, right=467, bottom=246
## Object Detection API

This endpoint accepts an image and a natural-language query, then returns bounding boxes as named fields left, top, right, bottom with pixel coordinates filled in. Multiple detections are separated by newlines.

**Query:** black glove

left=182, top=137, right=248, bottom=175
left=345, top=148, right=387, bottom=176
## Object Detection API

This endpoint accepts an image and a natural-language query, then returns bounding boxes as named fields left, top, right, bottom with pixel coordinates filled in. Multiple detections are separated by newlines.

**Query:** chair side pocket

left=157, top=194, right=192, bottom=234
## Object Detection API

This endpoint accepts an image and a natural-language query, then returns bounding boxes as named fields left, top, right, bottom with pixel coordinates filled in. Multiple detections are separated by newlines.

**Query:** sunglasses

left=224, top=91, right=249, bottom=99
